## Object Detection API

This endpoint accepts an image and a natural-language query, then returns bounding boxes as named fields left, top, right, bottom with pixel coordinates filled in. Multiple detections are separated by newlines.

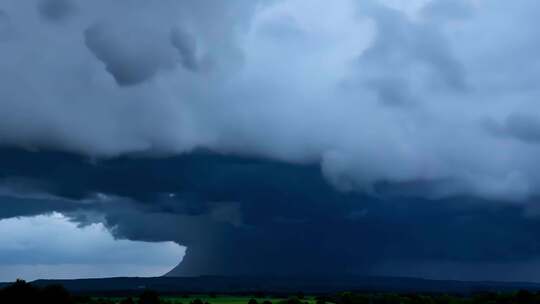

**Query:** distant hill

left=4, top=276, right=539, bottom=295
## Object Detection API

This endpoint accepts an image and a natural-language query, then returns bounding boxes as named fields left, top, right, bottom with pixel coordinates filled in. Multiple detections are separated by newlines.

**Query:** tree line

left=4, top=279, right=540, bottom=304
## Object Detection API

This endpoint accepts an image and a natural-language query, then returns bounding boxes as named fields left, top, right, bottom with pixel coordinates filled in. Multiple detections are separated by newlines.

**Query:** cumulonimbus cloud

left=2, top=0, right=540, bottom=281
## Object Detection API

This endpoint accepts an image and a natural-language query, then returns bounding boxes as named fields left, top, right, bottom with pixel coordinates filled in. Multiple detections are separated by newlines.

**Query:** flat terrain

left=29, top=276, right=540, bottom=294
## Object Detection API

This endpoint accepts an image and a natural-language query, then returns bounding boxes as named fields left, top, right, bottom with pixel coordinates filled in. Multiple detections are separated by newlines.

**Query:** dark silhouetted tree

left=254, top=291, right=265, bottom=298
left=139, top=290, right=160, bottom=304
left=42, top=284, right=73, bottom=304
left=0, top=279, right=40, bottom=304
left=515, top=290, right=535, bottom=304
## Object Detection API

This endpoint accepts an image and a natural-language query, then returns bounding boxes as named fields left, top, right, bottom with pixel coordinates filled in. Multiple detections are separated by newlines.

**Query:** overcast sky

left=1, top=0, right=540, bottom=282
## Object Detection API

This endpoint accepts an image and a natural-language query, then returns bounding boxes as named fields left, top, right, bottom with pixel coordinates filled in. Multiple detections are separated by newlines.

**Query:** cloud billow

left=84, top=24, right=178, bottom=86
left=1, top=148, right=540, bottom=280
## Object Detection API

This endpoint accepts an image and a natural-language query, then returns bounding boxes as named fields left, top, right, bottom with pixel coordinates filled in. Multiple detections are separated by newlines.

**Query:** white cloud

left=0, top=0, right=540, bottom=201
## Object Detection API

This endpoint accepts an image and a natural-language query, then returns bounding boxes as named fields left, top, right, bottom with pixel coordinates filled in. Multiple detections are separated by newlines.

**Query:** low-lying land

left=3, top=279, right=540, bottom=304
left=23, top=276, right=540, bottom=294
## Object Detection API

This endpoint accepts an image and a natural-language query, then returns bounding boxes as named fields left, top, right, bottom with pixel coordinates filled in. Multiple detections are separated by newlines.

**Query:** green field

left=5, top=280, right=540, bottom=304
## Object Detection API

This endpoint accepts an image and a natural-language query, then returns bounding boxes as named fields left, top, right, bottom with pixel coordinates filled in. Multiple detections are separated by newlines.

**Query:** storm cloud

left=2, top=148, right=540, bottom=280
left=1, top=0, right=540, bottom=281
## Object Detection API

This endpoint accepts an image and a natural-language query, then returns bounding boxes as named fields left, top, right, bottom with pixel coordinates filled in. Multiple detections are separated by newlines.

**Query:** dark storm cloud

left=3, top=147, right=540, bottom=279
left=37, top=0, right=76, bottom=22
left=0, top=195, right=78, bottom=220
left=2, top=0, right=540, bottom=281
